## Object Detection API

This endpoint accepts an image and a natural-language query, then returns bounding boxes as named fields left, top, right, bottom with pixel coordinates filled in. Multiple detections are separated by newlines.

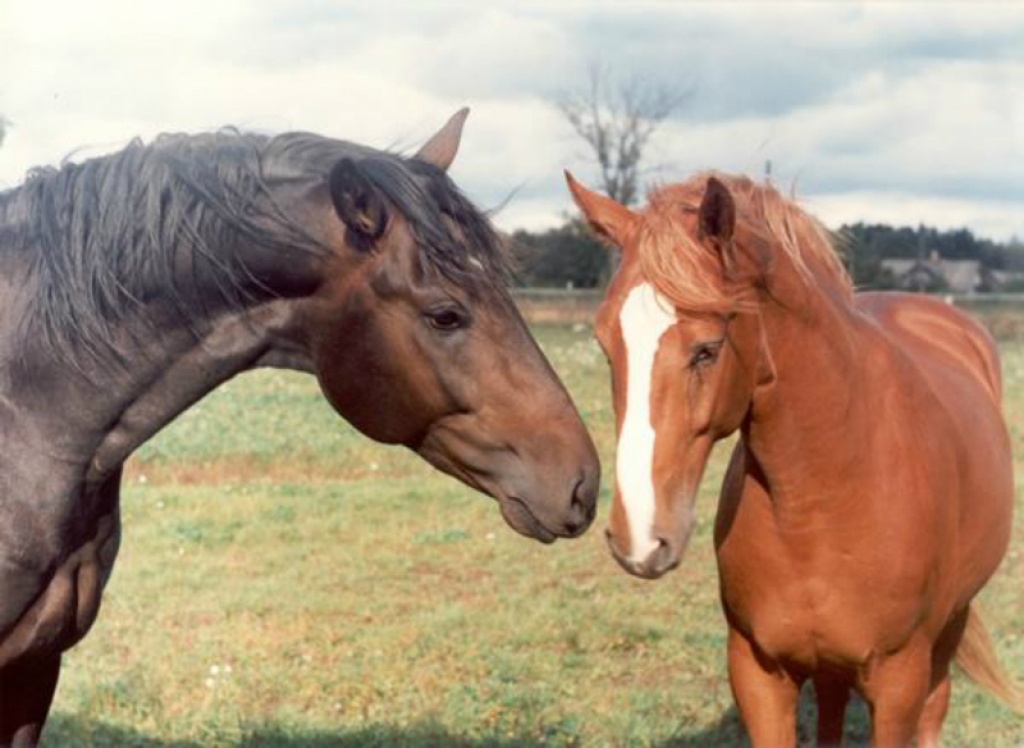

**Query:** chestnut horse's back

left=857, top=291, right=1003, bottom=405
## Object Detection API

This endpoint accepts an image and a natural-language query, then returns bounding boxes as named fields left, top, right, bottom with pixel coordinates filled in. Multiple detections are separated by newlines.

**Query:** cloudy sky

left=1, top=1, right=1022, bottom=240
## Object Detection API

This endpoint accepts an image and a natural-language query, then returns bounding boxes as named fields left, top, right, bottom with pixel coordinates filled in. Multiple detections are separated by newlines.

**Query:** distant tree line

left=511, top=219, right=1024, bottom=291
left=839, top=223, right=1024, bottom=290
left=511, top=221, right=611, bottom=288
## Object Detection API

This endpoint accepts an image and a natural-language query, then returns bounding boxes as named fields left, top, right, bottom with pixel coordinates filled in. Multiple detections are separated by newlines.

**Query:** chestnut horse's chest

left=713, top=441, right=956, bottom=674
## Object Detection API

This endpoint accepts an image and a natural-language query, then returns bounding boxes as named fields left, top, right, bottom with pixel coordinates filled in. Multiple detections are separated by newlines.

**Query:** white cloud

left=807, top=192, right=1024, bottom=242
left=1, top=1, right=1021, bottom=240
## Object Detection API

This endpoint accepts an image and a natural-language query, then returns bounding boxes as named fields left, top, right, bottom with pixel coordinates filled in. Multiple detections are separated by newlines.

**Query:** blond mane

left=636, top=172, right=852, bottom=315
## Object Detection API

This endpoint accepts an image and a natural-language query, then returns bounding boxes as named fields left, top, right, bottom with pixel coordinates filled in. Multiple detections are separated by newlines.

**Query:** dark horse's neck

left=6, top=286, right=313, bottom=495
left=0, top=133, right=334, bottom=499
left=85, top=297, right=314, bottom=485
left=0, top=186, right=319, bottom=502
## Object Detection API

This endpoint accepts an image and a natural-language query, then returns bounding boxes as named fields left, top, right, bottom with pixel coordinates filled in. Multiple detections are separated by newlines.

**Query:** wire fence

left=512, top=288, right=1024, bottom=341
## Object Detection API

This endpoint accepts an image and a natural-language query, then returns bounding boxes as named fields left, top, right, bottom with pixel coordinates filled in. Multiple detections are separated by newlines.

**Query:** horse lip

left=414, top=439, right=559, bottom=544
left=610, top=551, right=676, bottom=580
left=498, top=495, right=558, bottom=544
left=628, top=555, right=680, bottom=580
left=605, top=532, right=680, bottom=580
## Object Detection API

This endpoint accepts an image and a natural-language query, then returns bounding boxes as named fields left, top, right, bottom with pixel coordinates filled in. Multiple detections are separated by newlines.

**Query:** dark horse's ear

left=414, top=108, right=469, bottom=172
left=328, top=158, right=388, bottom=250
left=699, top=176, right=736, bottom=244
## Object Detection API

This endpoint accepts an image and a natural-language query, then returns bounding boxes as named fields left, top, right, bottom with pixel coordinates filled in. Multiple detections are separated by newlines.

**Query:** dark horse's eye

left=425, top=307, right=468, bottom=332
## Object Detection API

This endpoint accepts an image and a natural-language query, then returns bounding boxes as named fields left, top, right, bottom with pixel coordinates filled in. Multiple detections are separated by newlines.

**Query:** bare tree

left=557, top=63, right=688, bottom=206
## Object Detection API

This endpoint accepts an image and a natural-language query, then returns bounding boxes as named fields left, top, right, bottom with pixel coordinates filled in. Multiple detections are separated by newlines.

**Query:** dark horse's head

left=297, top=112, right=599, bottom=540
left=6, top=111, right=599, bottom=543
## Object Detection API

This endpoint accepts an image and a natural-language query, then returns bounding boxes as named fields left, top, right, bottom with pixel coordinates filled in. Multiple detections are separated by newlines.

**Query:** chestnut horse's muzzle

left=605, top=528, right=684, bottom=580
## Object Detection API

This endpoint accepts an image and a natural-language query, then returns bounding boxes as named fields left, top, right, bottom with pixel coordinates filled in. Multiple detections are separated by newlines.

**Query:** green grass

left=45, top=325, right=1024, bottom=747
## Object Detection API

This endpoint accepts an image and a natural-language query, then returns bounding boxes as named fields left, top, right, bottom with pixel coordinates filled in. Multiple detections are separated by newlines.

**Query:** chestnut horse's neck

left=741, top=267, right=874, bottom=507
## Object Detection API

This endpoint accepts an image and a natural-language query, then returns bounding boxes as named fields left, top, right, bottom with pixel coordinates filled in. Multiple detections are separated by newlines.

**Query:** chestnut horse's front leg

left=813, top=675, right=851, bottom=747
left=860, top=635, right=933, bottom=748
left=915, top=673, right=951, bottom=748
left=915, top=607, right=969, bottom=748
left=727, top=626, right=803, bottom=748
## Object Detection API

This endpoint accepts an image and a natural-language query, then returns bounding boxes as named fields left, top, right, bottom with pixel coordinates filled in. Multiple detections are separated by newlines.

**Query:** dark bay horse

left=0, top=111, right=599, bottom=745
left=568, top=171, right=1020, bottom=746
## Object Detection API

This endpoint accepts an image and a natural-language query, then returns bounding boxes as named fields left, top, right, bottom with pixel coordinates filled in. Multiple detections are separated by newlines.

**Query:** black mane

left=0, top=129, right=510, bottom=364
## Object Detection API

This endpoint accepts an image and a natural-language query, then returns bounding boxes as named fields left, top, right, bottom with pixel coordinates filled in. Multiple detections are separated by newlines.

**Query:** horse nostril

left=571, top=469, right=598, bottom=511
left=646, top=537, right=679, bottom=576
left=563, top=502, right=586, bottom=537
left=564, top=475, right=597, bottom=537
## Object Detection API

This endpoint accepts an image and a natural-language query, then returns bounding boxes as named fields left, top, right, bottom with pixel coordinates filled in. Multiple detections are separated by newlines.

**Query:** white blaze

left=617, top=282, right=677, bottom=561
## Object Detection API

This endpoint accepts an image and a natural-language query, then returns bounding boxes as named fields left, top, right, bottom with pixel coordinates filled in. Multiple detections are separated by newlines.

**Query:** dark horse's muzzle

left=497, top=461, right=599, bottom=543
left=417, top=424, right=600, bottom=543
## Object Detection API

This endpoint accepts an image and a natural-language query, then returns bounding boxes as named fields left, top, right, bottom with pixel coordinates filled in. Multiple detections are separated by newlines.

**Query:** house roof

left=880, top=257, right=981, bottom=293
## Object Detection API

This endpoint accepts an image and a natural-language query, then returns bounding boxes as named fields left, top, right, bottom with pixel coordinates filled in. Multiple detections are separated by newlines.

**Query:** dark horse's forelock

left=358, top=155, right=512, bottom=288
left=0, top=129, right=510, bottom=367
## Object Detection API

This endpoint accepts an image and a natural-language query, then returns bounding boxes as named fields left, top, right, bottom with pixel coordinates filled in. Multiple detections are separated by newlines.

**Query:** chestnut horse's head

left=566, top=172, right=781, bottom=577
left=301, top=113, right=598, bottom=543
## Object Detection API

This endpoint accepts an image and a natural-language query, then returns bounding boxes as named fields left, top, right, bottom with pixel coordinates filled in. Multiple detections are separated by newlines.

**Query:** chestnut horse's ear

left=699, top=176, right=736, bottom=243
left=564, top=171, right=638, bottom=250
left=414, top=108, right=469, bottom=172
left=328, top=158, right=388, bottom=251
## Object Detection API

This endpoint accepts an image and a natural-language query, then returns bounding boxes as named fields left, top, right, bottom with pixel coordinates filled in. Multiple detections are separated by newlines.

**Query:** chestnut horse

left=0, top=111, right=600, bottom=745
left=568, top=170, right=1020, bottom=747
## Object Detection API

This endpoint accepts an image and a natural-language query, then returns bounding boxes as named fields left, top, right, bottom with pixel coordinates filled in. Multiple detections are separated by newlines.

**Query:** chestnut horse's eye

left=425, top=307, right=468, bottom=332
left=689, top=342, right=722, bottom=369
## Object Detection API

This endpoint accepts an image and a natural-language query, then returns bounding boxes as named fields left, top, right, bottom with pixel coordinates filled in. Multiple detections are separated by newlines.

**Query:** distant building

left=880, top=251, right=984, bottom=294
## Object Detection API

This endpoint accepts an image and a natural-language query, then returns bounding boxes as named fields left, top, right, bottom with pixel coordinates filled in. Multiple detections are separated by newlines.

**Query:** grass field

left=45, top=325, right=1024, bottom=747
